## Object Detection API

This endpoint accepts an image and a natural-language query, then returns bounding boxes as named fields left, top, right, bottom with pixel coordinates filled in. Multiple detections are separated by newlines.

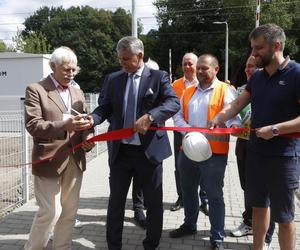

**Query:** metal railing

left=0, top=93, right=108, bottom=218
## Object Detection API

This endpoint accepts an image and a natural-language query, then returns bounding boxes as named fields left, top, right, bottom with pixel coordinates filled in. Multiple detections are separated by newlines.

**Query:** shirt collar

left=197, top=77, right=218, bottom=91
left=50, top=74, right=69, bottom=90
left=278, top=56, right=290, bottom=71
left=128, top=64, right=145, bottom=78
left=184, top=76, right=198, bottom=86
left=263, top=56, right=291, bottom=76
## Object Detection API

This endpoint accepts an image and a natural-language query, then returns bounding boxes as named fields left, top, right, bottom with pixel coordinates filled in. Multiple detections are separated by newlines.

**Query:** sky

left=0, top=0, right=158, bottom=46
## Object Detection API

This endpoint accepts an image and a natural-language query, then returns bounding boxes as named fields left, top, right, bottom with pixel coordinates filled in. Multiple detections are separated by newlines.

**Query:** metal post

left=256, top=0, right=261, bottom=27
left=132, top=0, right=138, bottom=37
left=213, top=21, right=229, bottom=81
left=20, top=97, right=29, bottom=203
left=169, top=48, right=172, bottom=83
left=225, top=22, right=228, bottom=81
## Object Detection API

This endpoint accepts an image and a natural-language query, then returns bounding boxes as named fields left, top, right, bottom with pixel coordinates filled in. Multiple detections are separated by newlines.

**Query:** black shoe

left=169, top=224, right=197, bottom=238
left=170, top=197, right=183, bottom=211
left=211, top=241, right=224, bottom=250
left=199, top=203, right=209, bottom=216
left=134, top=209, right=146, bottom=229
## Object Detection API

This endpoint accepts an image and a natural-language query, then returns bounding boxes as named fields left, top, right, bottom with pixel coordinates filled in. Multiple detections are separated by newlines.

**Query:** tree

left=19, top=6, right=132, bottom=92
left=12, top=29, right=26, bottom=52
left=260, top=0, right=299, bottom=57
left=0, top=40, right=12, bottom=52
left=140, top=30, right=161, bottom=65
left=13, top=29, right=51, bottom=53
left=25, top=31, right=52, bottom=53
left=152, top=0, right=300, bottom=85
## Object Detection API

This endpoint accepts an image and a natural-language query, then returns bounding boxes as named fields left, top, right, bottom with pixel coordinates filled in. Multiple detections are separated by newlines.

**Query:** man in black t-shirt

left=211, top=23, right=300, bottom=250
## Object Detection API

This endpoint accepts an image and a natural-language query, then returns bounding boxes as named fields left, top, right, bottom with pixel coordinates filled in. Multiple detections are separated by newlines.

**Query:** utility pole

left=169, top=49, right=172, bottom=83
left=132, top=0, right=138, bottom=37
left=256, top=0, right=261, bottom=27
left=213, top=21, right=228, bottom=81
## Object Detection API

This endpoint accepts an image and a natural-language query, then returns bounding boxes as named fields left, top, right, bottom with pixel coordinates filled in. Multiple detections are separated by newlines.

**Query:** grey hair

left=249, top=23, right=286, bottom=51
left=49, top=46, right=77, bottom=66
left=182, top=52, right=198, bottom=64
left=116, top=36, right=144, bottom=54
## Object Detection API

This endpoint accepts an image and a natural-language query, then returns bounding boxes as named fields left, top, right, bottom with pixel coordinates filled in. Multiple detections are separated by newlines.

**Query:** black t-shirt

left=245, top=61, right=300, bottom=156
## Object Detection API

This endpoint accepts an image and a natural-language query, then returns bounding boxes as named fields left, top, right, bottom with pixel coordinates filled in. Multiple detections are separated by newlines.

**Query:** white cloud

left=0, top=0, right=158, bottom=45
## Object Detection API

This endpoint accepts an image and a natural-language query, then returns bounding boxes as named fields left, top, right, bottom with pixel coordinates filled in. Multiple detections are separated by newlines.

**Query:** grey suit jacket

left=24, top=76, right=93, bottom=177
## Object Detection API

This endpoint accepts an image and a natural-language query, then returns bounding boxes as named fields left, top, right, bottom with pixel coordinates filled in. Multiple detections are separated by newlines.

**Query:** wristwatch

left=148, top=114, right=154, bottom=122
left=271, top=125, right=279, bottom=136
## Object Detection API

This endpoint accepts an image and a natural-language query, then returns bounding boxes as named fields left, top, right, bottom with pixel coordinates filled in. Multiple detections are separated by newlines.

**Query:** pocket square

left=145, top=88, right=154, bottom=96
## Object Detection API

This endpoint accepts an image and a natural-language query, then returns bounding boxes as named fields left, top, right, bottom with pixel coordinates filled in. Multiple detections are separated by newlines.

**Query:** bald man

left=170, top=53, right=208, bottom=214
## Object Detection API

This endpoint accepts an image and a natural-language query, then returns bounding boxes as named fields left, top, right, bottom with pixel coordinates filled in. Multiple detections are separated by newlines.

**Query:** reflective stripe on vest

left=172, top=77, right=186, bottom=99
left=182, top=81, right=230, bottom=154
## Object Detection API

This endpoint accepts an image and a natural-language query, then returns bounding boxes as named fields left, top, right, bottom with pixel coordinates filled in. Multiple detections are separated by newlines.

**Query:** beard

left=257, top=56, right=272, bottom=68
left=197, top=74, right=208, bottom=85
left=256, top=49, right=274, bottom=68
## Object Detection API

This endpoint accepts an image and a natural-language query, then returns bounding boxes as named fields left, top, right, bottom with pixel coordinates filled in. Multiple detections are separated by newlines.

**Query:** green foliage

left=260, top=0, right=299, bottom=59
left=0, top=40, right=11, bottom=52
left=19, top=5, right=132, bottom=92
left=25, top=32, right=51, bottom=53
left=15, top=1, right=300, bottom=91
left=12, top=28, right=52, bottom=53
left=140, top=31, right=161, bottom=65
left=152, top=0, right=300, bottom=84
left=12, top=29, right=25, bottom=52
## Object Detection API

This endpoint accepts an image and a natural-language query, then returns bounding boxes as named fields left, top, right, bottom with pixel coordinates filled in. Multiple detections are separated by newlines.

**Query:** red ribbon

left=148, top=126, right=245, bottom=134
left=73, top=128, right=134, bottom=150
left=1, top=127, right=300, bottom=168
left=150, top=126, right=300, bottom=138
left=0, top=128, right=134, bottom=168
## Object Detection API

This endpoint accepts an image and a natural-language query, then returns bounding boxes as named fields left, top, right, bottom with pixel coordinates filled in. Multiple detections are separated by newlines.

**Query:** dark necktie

left=124, top=74, right=137, bottom=131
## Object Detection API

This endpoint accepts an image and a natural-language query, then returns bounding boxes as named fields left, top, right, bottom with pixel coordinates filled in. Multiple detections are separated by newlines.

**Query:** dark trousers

left=108, top=137, right=145, bottom=211
left=173, top=131, right=208, bottom=204
left=235, top=138, right=275, bottom=243
left=132, top=174, right=144, bottom=210
left=173, top=131, right=182, bottom=198
left=106, top=144, right=163, bottom=250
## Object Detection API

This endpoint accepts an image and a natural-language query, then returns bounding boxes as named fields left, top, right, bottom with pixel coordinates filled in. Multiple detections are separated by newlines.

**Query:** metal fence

left=0, top=93, right=108, bottom=218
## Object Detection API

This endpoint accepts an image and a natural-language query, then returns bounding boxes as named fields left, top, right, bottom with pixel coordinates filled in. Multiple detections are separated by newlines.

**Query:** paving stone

left=0, top=133, right=299, bottom=249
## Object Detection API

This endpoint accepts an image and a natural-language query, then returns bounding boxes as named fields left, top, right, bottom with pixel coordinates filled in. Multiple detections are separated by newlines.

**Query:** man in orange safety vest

left=169, top=54, right=241, bottom=250
left=170, top=52, right=208, bottom=215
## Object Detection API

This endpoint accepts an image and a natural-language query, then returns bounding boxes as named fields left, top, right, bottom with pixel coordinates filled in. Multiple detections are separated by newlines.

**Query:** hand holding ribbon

left=2, top=126, right=300, bottom=168
left=134, top=114, right=152, bottom=135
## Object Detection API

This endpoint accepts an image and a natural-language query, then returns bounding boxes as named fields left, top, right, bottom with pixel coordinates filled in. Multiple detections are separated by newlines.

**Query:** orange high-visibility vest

left=182, top=81, right=230, bottom=154
left=172, top=77, right=186, bottom=99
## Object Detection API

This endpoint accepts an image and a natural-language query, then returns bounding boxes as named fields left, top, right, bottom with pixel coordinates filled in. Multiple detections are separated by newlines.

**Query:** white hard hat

left=182, top=132, right=212, bottom=162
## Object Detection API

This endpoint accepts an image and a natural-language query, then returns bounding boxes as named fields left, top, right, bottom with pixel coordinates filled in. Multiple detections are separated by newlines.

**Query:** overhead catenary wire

left=0, top=0, right=298, bottom=19
left=1, top=1, right=300, bottom=42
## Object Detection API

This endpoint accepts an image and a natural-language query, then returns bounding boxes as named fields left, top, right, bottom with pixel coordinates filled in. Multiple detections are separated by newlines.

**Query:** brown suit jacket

left=24, top=76, right=93, bottom=177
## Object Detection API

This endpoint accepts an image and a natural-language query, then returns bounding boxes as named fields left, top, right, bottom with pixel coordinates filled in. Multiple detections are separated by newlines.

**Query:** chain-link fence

left=0, top=93, right=108, bottom=218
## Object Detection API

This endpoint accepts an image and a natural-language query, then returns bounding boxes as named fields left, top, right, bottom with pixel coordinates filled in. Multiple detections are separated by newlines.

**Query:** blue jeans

left=179, top=151, right=227, bottom=243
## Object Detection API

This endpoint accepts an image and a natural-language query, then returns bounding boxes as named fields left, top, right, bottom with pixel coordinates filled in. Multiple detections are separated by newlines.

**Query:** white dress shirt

left=184, top=76, right=198, bottom=88
left=50, top=74, right=71, bottom=113
left=122, top=65, right=145, bottom=145
left=173, top=78, right=241, bottom=130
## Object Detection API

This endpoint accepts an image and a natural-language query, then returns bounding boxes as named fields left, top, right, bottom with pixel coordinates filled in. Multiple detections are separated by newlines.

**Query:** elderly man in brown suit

left=24, top=46, right=94, bottom=250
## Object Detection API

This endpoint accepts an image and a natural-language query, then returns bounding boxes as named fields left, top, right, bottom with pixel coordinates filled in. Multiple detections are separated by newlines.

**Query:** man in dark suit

left=89, top=36, right=180, bottom=250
